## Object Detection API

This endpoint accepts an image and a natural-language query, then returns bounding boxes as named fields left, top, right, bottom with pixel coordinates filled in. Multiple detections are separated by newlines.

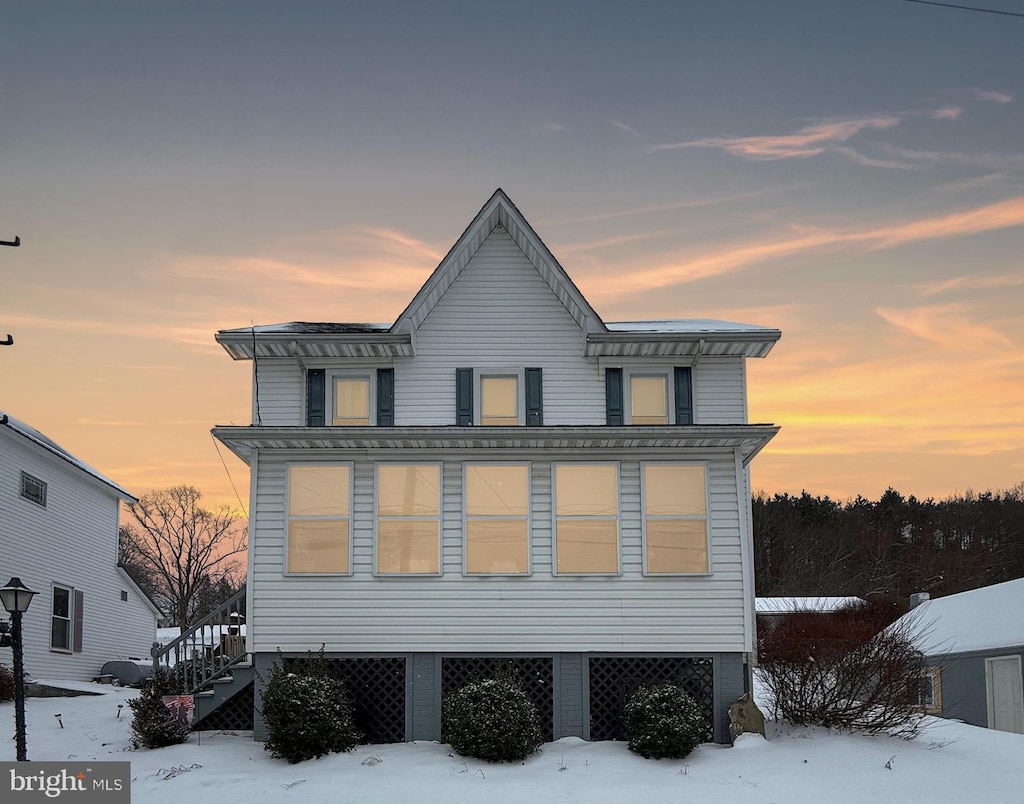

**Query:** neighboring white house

left=895, top=579, right=1024, bottom=734
left=0, top=411, right=159, bottom=683
left=212, top=189, right=781, bottom=744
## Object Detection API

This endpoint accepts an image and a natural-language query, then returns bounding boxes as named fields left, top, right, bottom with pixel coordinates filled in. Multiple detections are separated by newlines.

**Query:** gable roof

left=1, top=410, right=137, bottom=502
left=391, top=188, right=605, bottom=335
left=215, top=189, right=781, bottom=360
left=898, top=578, right=1024, bottom=655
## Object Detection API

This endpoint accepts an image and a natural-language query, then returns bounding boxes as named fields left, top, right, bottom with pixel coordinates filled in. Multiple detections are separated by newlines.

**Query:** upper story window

left=20, top=471, right=47, bottom=507
left=287, top=464, right=352, bottom=574
left=465, top=463, right=530, bottom=574
left=376, top=464, right=441, bottom=575
left=480, top=376, right=519, bottom=426
left=333, top=375, right=372, bottom=426
left=642, top=463, right=709, bottom=574
left=606, top=367, right=692, bottom=425
left=553, top=463, right=619, bottom=574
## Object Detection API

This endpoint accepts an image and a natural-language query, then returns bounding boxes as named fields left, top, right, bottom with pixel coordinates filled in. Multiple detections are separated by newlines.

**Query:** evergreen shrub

left=261, top=650, right=361, bottom=764
left=128, top=667, right=191, bottom=749
left=443, top=672, right=544, bottom=762
left=622, top=683, right=706, bottom=759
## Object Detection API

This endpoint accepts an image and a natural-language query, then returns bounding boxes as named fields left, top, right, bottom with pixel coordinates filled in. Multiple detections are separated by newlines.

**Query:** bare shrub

left=758, top=600, right=925, bottom=737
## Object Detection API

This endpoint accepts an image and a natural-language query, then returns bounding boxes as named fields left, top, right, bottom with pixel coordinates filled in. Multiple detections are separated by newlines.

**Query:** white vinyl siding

left=395, top=229, right=606, bottom=426
left=694, top=358, right=747, bottom=423
left=253, top=359, right=304, bottom=425
left=248, top=451, right=747, bottom=654
left=0, top=429, right=157, bottom=682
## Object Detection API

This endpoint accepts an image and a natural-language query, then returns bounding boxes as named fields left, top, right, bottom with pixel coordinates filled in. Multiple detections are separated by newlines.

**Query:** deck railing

left=151, top=588, right=248, bottom=694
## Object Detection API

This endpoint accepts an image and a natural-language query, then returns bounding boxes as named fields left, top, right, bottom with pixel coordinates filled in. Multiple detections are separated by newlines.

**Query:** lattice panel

left=284, top=657, right=407, bottom=744
left=195, top=682, right=254, bottom=732
left=441, top=657, right=554, bottom=742
left=588, top=656, right=714, bottom=742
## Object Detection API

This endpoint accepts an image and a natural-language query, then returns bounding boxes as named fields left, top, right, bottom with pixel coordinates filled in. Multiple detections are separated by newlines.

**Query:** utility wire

left=904, top=0, right=1024, bottom=18
left=212, top=432, right=248, bottom=518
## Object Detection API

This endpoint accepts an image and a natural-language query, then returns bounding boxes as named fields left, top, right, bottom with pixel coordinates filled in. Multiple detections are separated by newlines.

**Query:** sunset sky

left=2, top=1, right=1022, bottom=514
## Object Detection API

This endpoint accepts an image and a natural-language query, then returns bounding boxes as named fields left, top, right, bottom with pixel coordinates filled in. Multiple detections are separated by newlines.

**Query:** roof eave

left=215, top=331, right=415, bottom=360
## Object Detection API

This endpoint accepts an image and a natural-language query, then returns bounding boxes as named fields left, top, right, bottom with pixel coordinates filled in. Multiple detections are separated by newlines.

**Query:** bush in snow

left=443, top=670, right=543, bottom=762
left=261, top=649, right=361, bottom=764
left=129, top=667, right=191, bottom=749
left=622, top=683, right=706, bottom=759
left=758, top=600, right=925, bottom=736
left=0, top=664, right=13, bottom=702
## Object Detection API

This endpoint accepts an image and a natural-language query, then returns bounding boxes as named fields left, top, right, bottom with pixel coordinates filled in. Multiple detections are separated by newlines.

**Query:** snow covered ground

left=2, top=683, right=1022, bottom=803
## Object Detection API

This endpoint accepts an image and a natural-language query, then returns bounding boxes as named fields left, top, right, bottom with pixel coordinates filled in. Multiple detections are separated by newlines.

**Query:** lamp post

left=0, top=577, right=37, bottom=761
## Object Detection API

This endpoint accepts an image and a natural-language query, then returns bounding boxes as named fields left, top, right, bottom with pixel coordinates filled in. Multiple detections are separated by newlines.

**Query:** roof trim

left=212, top=424, right=779, bottom=467
left=1, top=412, right=137, bottom=502
left=390, top=189, right=606, bottom=335
left=214, top=329, right=413, bottom=361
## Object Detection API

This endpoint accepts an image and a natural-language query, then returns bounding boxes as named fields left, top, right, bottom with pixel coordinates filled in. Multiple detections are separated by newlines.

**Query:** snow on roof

left=898, top=578, right=1024, bottom=655
left=756, top=596, right=866, bottom=615
left=606, top=319, right=778, bottom=334
left=220, top=322, right=392, bottom=335
left=0, top=410, right=136, bottom=501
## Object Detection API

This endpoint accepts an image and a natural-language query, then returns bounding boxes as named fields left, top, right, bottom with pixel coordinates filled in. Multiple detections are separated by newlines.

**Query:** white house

left=212, top=189, right=781, bottom=743
left=895, top=580, right=1024, bottom=734
left=0, top=411, right=159, bottom=683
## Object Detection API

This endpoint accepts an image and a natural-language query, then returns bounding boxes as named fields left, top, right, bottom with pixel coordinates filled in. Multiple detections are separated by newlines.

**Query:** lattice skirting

left=195, top=681, right=254, bottom=731
left=282, top=656, right=407, bottom=744
left=588, top=656, right=715, bottom=742
left=441, top=656, right=555, bottom=741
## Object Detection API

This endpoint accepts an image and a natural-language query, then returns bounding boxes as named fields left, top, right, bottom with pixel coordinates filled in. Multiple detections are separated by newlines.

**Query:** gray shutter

left=456, top=368, right=474, bottom=425
left=306, top=369, right=326, bottom=426
left=376, top=368, right=395, bottom=426
left=674, top=367, right=693, bottom=425
left=605, top=368, right=623, bottom=425
left=525, top=367, right=543, bottom=426
left=73, top=590, right=84, bottom=653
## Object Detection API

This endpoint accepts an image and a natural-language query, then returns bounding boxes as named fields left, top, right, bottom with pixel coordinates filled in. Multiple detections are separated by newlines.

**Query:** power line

left=904, top=0, right=1024, bottom=18
left=211, top=432, right=248, bottom=518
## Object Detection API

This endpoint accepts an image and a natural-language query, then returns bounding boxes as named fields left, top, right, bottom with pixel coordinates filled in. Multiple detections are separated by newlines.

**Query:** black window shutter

left=674, top=367, right=693, bottom=425
left=73, top=590, right=84, bottom=653
left=376, top=368, right=395, bottom=426
left=525, top=367, right=543, bottom=426
left=605, top=368, right=623, bottom=425
left=306, top=369, right=326, bottom=426
left=456, top=368, right=474, bottom=425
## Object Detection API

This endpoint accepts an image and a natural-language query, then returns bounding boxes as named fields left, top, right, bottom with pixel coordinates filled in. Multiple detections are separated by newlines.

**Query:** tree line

left=753, top=484, right=1024, bottom=602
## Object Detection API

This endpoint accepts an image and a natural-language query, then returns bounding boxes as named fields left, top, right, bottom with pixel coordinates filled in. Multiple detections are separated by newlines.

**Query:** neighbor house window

left=332, top=375, right=372, bottom=426
left=480, top=376, right=519, bottom=425
left=20, top=471, right=47, bottom=507
left=287, top=464, right=352, bottom=573
left=643, top=463, right=709, bottom=574
left=919, top=666, right=942, bottom=713
left=554, top=464, right=619, bottom=574
left=629, top=375, right=669, bottom=425
left=51, top=585, right=73, bottom=652
left=376, top=464, right=441, bottom=574
left=465, top=463, right=529, bottom=574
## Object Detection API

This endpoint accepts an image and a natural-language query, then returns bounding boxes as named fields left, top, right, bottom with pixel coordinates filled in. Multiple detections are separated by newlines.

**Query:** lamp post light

left=0, top=577, right=37, bottom=761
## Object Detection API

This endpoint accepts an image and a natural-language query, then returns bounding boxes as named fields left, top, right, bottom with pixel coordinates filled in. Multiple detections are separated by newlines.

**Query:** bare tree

left=122, top=485, right=247, bottom=631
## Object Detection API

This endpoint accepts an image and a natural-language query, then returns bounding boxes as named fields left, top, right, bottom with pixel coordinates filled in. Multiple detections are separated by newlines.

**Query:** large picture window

left=287, top=464, right=351, bottom=573
left=465, top=464, right=529, bottom=574
left=643, top=463, right=709, bottom=574
left=554, top=464, right=619, bottom=574
left=376, top=464, right=441, bottom=574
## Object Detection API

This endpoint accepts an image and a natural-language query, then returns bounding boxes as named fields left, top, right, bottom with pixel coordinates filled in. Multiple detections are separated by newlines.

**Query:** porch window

left=287, top=464, right=351, bottom=573
left=642, top=463, right=709, bottom=574
left=553, top=464, right=619, bottom=574
left=481, top=376, right=519, bottom=425
left=376, top=464, right=441, bottom=574
left=465, top=464, right=529, bottom=574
